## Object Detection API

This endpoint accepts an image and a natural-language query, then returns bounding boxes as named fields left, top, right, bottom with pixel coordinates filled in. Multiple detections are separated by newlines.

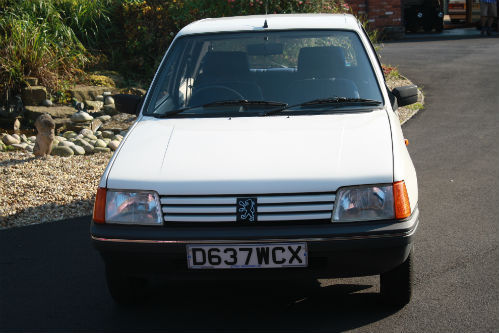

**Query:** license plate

left=187, top=242, right=308, bottom=269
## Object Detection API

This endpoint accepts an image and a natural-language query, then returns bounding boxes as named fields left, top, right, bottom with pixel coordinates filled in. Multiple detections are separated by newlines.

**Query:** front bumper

left=90, top=207, right=419, bottom=280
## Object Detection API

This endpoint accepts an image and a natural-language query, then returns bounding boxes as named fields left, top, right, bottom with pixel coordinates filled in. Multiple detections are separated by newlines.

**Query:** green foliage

left=383, top=65, right=401, bottom=79
left=108, top=0, right=374, bottom=81
left=406, top=102, right=423, bottom=111
left=54, top=0, right=114, bottom=50
left=0, top=0, right=111, bottom=96
left=0, top=0, right=381, bottom=96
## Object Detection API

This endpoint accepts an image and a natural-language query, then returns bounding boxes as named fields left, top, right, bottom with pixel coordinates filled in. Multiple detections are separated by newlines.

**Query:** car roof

left=177, top=14, right=360, bottom=36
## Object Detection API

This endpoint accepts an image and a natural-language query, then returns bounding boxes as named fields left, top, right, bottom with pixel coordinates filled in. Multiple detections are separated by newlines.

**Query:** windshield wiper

left=201, top=100, right=287, bottom=108
left=301, top=97, right=382, bottom=106
left=148, top=100, right=288, bottom=118
left=149, top=107, right=192, bottom=118
left=264, top=97, right=382, bottom=116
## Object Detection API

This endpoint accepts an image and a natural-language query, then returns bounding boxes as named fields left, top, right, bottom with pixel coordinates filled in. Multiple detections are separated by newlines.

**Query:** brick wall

left=347, top=0, right=405, bottom=38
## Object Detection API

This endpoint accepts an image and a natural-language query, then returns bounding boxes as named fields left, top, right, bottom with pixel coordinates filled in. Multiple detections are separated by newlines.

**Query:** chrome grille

left=160, top=193, right=335, bottom=223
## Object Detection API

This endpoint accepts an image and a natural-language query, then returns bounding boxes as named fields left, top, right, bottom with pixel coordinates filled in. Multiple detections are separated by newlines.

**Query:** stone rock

left=70, top=145, right=85, bottom=155
left=51, top=146, right=74, bottom=157
left=25, top=77, right=38, bottom=86
left=102, top=138, right=111, bottom=144
left=94, top=139, right=107, bottom=148
left=76, top=134, right=85, bottom=140
left=11, top=134, right=21, bottom=141
left=26, top=144, right=34, bottom=153
left=71, top=111, right=93, bottom=123
left=58, top=141, right=75, bottom=148
left=97, top=115, right=111, bottom=123
left=13, top=119, right=20, bottom=132
left=127, top=87, right=147, bottom=96
left=66, top=122, right=92, bottom=133
left=63, top=131, right=77, bottom=139
left=101, top=130, right=114, bottom=139
left=95, top=95, right=104, bottom=102
left=56, top=136, right=66, bottom=142
left=103, top=104, right=117, bottom=115
left=42, top=99, right=53, bottom=107
left=20, top=134, right=28, bottom=143
left=112, top=134, right=124, bottom=141
left=74, top=138, right=94, bottom=153
left=0, top=142, right=5, bottom=151
left=11, top=143, right=28, bottom=150
left=2, top=134, right=20, bottom=145
left=21, top=86, right=48, bottom=106
left=24, top=106, right=75, bottom=121
left=103, top=91, right=112, bottom=97
left=93, top=147, right=111, bottom=153
left=52, top=118, right=73, bottom=132
left=108, top=140, right=120, bottom=151
left=85, top=100, right=103, bottom=111
left=80, top=128, right=93, bottom=137
left=88, top=139, right=97, bottom=146
left=28, top=136, right=36, bottom=142
left=90, top=118, right=102, bottom=133
left=85, top=134, right=98, bottom=141
left=104, top=96, right=115, bottom=106
left=33, top=114, right=55, bottom=157
left=68, top=85, right=118, bottom=102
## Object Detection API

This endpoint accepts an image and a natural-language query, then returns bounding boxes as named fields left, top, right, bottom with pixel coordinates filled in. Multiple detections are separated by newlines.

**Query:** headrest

left=298, top=46, right=346, bottom=78
left=201, top=51, right=250, bottom=78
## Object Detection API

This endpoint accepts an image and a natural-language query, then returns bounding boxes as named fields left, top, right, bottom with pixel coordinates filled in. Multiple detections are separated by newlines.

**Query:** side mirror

left=392, top=85, right=418, bottom=107
left=113, top=94, right=143, bottom=115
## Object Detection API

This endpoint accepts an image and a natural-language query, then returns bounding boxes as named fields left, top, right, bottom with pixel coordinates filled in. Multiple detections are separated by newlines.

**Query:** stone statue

left=13, top=118, right=20, bottom=133
left=33, top=113, right=55, bottom=157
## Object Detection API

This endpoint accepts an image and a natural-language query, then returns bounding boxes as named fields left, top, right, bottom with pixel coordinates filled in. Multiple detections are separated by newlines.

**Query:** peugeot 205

left=91, top=14, right=420, bottom=306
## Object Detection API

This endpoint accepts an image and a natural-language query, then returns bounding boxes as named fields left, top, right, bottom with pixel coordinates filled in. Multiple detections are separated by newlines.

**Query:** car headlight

left=417, top=12, right=423, bottom=18
left=93, top=188, right=163, bottom=225
left=332, top=182, right=410, bottom=222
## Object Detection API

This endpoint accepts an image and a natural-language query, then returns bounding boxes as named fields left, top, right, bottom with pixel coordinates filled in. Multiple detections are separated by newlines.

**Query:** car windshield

left=144, top=30, right=383, bottom=118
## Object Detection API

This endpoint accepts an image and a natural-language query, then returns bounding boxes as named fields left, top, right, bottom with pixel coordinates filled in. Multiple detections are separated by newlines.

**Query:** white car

left=91, top=14, right=419, bottom=306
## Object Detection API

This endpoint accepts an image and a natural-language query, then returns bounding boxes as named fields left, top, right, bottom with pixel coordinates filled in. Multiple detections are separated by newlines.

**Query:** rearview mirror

left=392, top=85, right=418, bottom=107
left=247, top=43, right=283, bottom=56
left=113, top=94, right=143, bottom=115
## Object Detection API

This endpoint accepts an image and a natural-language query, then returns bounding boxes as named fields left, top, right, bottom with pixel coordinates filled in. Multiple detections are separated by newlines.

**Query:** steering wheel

left=189, top=85, right=245, bottom=106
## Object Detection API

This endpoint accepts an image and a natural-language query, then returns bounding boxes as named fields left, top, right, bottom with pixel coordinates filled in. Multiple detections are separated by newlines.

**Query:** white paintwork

left=106, top=110, right=393, bottom=194
left=177, top=14, right=359, bottom=37
left=100, top=14, right=419, bottom=217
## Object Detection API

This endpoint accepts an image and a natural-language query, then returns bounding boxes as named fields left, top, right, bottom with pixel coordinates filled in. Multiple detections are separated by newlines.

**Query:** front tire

left=105, top=266, right=148, bottom=305
left=380, top=247, right=413, bottom=307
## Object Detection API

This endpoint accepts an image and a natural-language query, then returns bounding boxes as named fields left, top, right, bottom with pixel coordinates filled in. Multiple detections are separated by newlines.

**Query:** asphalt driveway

left=1, top=37, right=498, bottom=332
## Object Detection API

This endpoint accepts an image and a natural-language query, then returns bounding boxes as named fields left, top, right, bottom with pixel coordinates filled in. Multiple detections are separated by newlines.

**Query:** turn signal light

left=93, top=187, right=107, bottom=223
left=404, top=139, right=410, bottom=146
left=393, top=181, right=411, bottom=219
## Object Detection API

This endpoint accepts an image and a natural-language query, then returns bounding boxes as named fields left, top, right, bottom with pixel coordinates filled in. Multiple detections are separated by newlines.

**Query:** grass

left=406, top=102, right=424, bottom=111
left=0, top=0, right=112, bottom=97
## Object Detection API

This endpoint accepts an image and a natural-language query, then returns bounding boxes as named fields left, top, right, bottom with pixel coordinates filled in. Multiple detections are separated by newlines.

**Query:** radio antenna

left=263, top=0, right=269, bottom=28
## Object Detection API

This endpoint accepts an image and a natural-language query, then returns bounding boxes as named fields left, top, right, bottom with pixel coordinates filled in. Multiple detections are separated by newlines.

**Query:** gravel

left=0, top=151, right=112, bottom=230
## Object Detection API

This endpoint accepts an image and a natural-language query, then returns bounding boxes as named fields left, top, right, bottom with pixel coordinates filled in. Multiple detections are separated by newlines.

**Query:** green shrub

left=0, top=0, right=114, bottom=97
left=107, top=0, right=375, bottom=82
left=0, top=0, right=380, bottom=98
left=54, top=0, right=113, bottom=50
left=0, top=0, right=89, bottom=95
